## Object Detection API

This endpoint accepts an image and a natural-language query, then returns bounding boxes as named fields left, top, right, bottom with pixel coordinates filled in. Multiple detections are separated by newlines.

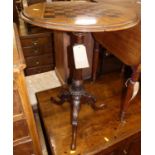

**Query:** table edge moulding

left=21, top=1, right=140, bottom=32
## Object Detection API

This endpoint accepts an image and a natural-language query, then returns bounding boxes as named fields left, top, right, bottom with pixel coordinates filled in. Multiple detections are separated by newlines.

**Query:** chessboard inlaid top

left=21, top=1, right=140, bottom=32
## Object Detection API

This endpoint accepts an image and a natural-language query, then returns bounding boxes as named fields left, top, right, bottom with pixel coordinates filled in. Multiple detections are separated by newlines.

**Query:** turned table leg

left=71, top=94, right=81, bottom=150
left=121, top=65, right=141, bottom=121
left=92, top=39, right=100, bottom=81
left=92, top=41, right=100, bottom=81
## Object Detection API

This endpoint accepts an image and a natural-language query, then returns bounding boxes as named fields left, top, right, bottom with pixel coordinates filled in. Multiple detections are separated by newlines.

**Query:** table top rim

left=21, top=1, right=140, bottom=32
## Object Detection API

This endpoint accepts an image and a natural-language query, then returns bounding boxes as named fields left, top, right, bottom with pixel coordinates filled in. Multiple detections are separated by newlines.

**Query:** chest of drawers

left=20, top=32, right=55, bottom=76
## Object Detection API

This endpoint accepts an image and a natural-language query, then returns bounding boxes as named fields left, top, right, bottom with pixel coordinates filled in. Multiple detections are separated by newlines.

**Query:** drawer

left=22, top=45, right=53, bottom=57
left=13, top=119, right=29, bottom=140
left=13, top=84, right=23, bottom=115
left=13, top=140, right=34, bottom=155
left=25, top=65, right=55, bottom=75
left=21, top=35, right=52, bottom=47
left=25, top=54, right=54, bottom=67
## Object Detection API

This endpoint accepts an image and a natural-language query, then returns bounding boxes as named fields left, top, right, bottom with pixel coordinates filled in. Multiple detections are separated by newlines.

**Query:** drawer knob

left=34, top=49, right=39, bottom=54
left=32, top=41, right=38, bottom=46
left=36, top=61, right=40, bottom=65
left=105, top=51, right=110, bottom=57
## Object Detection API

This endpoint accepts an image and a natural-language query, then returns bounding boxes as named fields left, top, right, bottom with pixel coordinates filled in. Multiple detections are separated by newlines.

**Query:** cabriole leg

left=71, top=95, right=81, bottom=150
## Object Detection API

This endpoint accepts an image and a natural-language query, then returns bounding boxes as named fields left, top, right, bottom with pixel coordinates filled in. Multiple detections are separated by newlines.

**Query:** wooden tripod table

left=21, top=1, right=140, bottom=150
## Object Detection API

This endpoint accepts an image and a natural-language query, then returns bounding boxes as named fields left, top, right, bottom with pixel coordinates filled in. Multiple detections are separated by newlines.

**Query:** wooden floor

left=36, top=72, right=141, bottom=155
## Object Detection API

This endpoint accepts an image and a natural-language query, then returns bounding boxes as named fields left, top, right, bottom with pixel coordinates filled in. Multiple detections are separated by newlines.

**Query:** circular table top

left=21, top=1, right=140, bottom=32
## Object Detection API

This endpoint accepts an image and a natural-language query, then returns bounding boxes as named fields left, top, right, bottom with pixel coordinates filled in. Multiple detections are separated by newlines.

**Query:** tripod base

left=51, top=86, right=105, bottom=110
left=51, top=82, right=105, bottom=150
left=50, top=32, right=106, bottom=150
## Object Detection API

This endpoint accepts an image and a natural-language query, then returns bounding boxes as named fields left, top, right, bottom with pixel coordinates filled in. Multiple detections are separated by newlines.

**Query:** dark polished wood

left=14, top=0, right=20, bottom=26
left=121, top=65, right=140, bottom=121
left=21, top=1, right=139, bottom=32
left=20, top=32, right=55, bottom=75
left=27, top=0, right=46, bottom=5
left=92, top=41, right=100, bottom=81
left=13, top=23, right=42, bottom=155
left=36, top=72, right=141, bottom=155
left=93, top=22, right=141, bottom=120
left=21, top=1, right=140, bottom=150
left=51, top=32, right=105, bottom=150
left=54, top=31, right=70, bottom=84
left=93, top=23, right=141, bottom=66
left=54, top=32, right=94, bottom=84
